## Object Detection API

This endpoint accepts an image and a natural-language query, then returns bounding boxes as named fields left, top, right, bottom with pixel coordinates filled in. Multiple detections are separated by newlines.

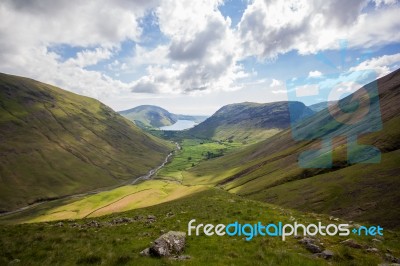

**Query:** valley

left=0, top=70, right=399, bottom=265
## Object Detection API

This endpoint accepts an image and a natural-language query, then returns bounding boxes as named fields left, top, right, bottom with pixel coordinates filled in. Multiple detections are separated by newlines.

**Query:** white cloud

left=129, top=0, right=247, bottom=94
left=65, top=48, right=113, bottom=68
left=237, top=0, right=400, bottom=59
left=349, top=53, right=400, bottom=77
left=0, top=0, right=155, bottom=99
left=308, top=70, right=322, bottom=78
left=270, top=79, right=283, bottom=87
left=0, top=0, right=399, bottom=109
left=374, top=0, right=398, bottom=7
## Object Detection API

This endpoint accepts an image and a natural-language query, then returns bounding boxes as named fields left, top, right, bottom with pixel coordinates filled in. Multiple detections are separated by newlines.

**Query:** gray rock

left=110, top=217, right=134, bottom=225
left=141, top=231, right=186, bottom=257
left=305, top=243, right=323, bottom=253
left=341, top=239, right=362, bottom=249
left=86, top=220, right=101, bottom=228
left=372, top=238, right=382, bottom=243
left=140, top=248, right=150, bottom=256
left=385, top=253, right=400, bottom=263
left=8, top=259, right=20, bottom=265
left=146, top=215, right=156, bottom=224
left=299, top=237, right=314, bottom=245
left=366, top=247, right=379, bottom=253
left=321, top=249, right=334, bottom=259
left=55, top=222, right=64, bottom=227
left=171, top=255, right=191, bottom=260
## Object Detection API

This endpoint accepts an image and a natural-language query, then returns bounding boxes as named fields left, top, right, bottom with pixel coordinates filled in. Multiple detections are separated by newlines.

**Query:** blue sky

left=0, top=0, right=399, bottom=115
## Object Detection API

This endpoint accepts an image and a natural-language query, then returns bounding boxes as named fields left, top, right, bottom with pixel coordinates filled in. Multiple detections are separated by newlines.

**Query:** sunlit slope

left=183, top=69, right=400, bottom=227
left=0, top=73, right=173, bottom=212
left=0, top=180, right=206, bottom=223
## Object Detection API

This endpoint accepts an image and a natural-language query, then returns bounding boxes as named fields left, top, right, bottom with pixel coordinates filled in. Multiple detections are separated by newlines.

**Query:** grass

left=1, top=188, right=398, bottom=265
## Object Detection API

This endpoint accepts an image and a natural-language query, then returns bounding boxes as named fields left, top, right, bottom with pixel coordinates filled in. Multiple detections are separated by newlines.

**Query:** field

left=0, top=180, right=206, bottom=224
left=1, top=188, right=399, bottom=266
left=157, top=139, right=243, bottom=182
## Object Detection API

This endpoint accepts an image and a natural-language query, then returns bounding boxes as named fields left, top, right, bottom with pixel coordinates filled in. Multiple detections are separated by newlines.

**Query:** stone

left=140, top=248, right=150, bottom=256
left=321, top=250, right=334, bottom=259
left=366, top=247, right=379, bottom=253
left=110, top=217, right=133, bottom=225
left=305, top=243, right=323, bottom=253
left=9, top=259, right=20, bottom=265
left=141, top=231, right=186, bottom=257
left=385, top=253, right=400, bottom=263
left=341, top=239, right=362, bottom=249
left=86, top=220, right=101, bottom=228
left=171, top=255, right=191, bottom=260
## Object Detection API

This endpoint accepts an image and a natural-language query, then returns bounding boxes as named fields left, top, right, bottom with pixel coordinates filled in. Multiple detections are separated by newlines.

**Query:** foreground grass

left=0, top=189, right=399, bottom=265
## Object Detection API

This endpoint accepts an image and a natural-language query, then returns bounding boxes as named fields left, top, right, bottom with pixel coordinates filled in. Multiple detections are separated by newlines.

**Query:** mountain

left=0, top=73, right=173, bottom=212
left=186, top=101, right=314, bottom=142
left=308, top=101, right=335, bottom=112
left=119, top=105, right=207, bottom=129
left=119, top=105, right=176, bottom=128
left=183, top=69, right=400, bottom=228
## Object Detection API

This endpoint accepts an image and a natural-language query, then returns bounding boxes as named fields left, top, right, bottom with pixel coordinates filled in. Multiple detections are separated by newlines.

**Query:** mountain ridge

left=185, top=101, right=314, bottom=142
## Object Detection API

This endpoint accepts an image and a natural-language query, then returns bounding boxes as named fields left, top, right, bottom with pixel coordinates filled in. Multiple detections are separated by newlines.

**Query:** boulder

left=341, top=239, right=362, bottom=249
left=305, top=243, right=323, bottom=253
left=141, top=231, right=186, bottom=258
left=321, top=250, right=334, bottom=259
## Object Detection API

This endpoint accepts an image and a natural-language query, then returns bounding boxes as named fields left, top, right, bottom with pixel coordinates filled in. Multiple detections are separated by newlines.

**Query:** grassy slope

left=182, top=69, right=400, bottom=228
left=1, top=188, right=399, bottom=266
left=0, top=73, right=173, bottom=212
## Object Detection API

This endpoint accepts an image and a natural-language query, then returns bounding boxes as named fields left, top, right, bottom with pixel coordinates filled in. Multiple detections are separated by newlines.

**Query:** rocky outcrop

left=141, top=231, right=187, bottom=258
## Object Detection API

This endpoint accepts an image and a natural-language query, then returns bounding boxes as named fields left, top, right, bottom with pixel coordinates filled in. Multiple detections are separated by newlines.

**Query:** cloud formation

left=237, top=0, right=400, bottom=59
left=0, top=0, right=398, bottom=104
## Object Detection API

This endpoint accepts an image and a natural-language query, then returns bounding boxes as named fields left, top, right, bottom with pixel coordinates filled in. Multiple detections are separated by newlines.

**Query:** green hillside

left=0, top=73, right=173, bottom=212
left=119, top=105, right=207, bottom=129
left=180, top=69, right=400, bottom=228
left=186, top=101, right=314, bottom=142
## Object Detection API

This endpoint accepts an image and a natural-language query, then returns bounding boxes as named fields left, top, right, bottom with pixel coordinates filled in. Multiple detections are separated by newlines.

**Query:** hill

left=119, top=105, right=207, bottom=129
left=186, top=101, right=314, bottom=142
left=181, top=69, right=400, bottom=228
left=308, top=101, right=335, bottom=112
left=0, top=73, right=173, bottom=212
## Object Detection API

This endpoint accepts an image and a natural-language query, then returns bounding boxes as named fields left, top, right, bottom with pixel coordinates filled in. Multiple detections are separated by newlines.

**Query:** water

left=160, top=120, right=197, bottom=131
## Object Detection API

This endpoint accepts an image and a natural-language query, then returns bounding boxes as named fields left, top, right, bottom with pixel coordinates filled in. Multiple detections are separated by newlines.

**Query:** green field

left=1, top=188, right=399, bottom=266
left=0, top=180, right=206, bottom=224
left=158, top=139, right=243, bottom=181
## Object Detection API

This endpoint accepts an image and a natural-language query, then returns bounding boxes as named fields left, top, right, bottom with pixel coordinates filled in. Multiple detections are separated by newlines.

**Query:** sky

left=0, top=0, right=399, bottom=115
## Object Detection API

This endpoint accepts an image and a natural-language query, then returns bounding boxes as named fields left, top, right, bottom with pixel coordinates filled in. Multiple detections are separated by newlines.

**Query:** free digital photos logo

left=286, top=41, right=382, bottom=168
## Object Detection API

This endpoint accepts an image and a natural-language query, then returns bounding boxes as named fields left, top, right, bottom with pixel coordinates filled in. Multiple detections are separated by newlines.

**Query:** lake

left=159, top=120, right=197, bottom=131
